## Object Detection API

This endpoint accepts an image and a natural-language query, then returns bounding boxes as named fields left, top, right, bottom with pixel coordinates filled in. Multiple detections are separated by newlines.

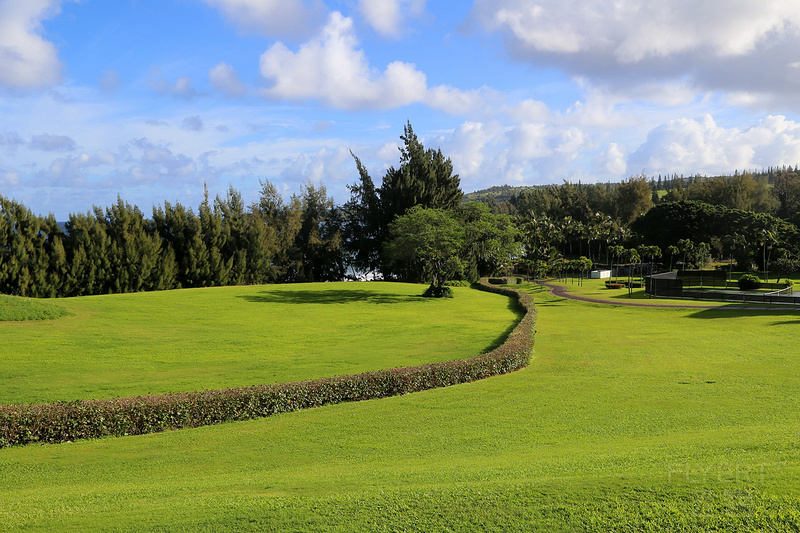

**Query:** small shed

left=590, top=270, right=612, bottom=279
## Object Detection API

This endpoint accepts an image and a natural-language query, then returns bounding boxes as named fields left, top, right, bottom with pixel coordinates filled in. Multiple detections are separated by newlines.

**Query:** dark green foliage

left=0, top=179, right=348, bottom=297
left=459, top=202, right=521, bottom=279
left=385, top=206, right=466, bottom=292
left=345, top=122, right=464, bottom=279
left=0, top=282, right=535, bottom=448
left=738, top=273, right=762, bottom=291
left=633, top=201, right=799, bottom=267
left=422, top=285, right=453, bottom=298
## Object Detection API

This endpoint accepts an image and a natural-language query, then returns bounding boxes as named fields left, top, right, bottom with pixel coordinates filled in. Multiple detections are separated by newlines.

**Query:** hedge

left=0, top=281, right=536, bottom=448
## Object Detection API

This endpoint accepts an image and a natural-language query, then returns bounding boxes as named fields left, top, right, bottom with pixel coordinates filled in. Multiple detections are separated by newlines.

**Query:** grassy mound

left=0, top=282, right=521, bottom=405
left=0, top=294, right=69, bottom=321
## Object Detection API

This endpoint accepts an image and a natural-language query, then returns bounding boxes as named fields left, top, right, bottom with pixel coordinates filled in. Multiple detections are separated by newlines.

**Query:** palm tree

left=609, top=244, right=625, bottom=282
left=667, top=245, right=680, bottom=271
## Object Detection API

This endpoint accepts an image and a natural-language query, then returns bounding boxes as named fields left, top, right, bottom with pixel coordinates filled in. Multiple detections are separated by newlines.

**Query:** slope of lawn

left=0, top=282, right=520, bottom=405
left=3, top=282, right=800, bottom=530
left=0, top=294, right=70, bottom=321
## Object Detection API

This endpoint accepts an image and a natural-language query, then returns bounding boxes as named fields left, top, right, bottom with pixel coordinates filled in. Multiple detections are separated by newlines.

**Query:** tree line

left=3, top=122, right=800, bottom=298
left=0, top=181, right=343, bottom=297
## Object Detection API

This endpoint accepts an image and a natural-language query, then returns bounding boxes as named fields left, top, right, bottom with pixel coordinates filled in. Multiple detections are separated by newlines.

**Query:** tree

left=609, top=244, right=625, bottom=281
left=346, top=122, right=463, bottom=280
left=292, top=182, right=345, bottom=282
left=615, top=174, right=654, bottom=226
left=459, top=202, right=521, bottom=280
left=773, top=256, right=800, bottom=283
left=384, top=206, right=465, bottom=297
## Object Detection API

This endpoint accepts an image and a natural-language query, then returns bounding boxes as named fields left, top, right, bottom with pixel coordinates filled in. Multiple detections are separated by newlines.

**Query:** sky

left=3, top=0, right=800, bottom=219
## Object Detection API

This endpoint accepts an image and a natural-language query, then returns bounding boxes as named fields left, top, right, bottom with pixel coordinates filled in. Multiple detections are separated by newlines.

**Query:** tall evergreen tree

left=346, top=122, right=464, bottom=280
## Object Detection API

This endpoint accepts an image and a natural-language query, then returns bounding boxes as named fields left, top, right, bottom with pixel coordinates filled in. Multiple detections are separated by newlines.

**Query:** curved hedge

left=0, top=281, right=535, bottom=448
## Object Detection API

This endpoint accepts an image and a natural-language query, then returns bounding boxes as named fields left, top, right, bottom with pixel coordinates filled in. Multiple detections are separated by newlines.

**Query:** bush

left=0, top=281, right=536, bottom=448
left=422, top=285, right=454, bottom=298
left=443, top=280, right=472, bottom=287
left=487, top=277, right=521, bottom=285
left=738, top=273, right=761, bottom=291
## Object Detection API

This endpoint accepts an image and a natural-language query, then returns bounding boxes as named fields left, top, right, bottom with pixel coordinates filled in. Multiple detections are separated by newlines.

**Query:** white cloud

left=426, top=85, right=498, bottom=115
left=279, top=145, right=352, bottom=186
left=39, top=150, right=115, bottom=185
left=1, top=168, right=20, bottom=186
left=259, top=12, right=427, bottom=110
left=599, top=142, right=627, bottom=176
left=357, top=0, right=426, bottom=38
left=209, top=62, right=246, bottom=97
left=0, top=0, right=64, bottom=89
left=259, top=11, right=494, bottom=114
left=29, top=133, right=76, bottom=151
left=628, top=114, right=800, bottom=176
left=202, top=0, right=327, bottom=39
left=470, top=0, right=800, bottom=105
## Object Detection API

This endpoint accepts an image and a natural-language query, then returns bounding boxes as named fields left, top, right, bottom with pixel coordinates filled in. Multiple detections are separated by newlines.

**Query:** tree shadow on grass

left=236, top=288, right=428, bottom=305
left=688, top=306, right=800, bottom=325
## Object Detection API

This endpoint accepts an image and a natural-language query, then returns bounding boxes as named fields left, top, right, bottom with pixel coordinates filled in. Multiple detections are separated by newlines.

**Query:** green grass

left=3, top=282, right=800, bottom=530
left=547, top=275, right=800, bottom=308
left=0, top=294, right=70, bottom=321
left=0, top=282, right=520, bottom=405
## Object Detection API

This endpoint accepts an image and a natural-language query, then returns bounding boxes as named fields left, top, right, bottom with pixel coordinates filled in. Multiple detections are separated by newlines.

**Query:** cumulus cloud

left=29, top=133, right=76, bottom=152
left=260, top=12, right=427, bottom=110
left=470, top=0, right=800, bottom=104
left=209, top=62, right=246, bottom=97
left=598, top=143, right=627, bottom=176
left=39, top=150, right=115, bottom=185
left=279, top=145, right=352, bottom=186
left=628, top=114, right=800, bottom=176
left=357, top=0, right=426, bottom=38
left=426, top=85, right=499, bottom=116
left=259, top=11, right=492, bottom=114
left=181, top=116, right=204, bottom=132
left=202, top=0, right=327, bottom=40
left=0, top=0, right=64, bottom=89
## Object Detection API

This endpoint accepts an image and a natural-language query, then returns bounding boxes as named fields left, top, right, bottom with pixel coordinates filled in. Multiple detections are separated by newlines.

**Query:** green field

left=2, top=282, right=800, bottom=530
left=0, top=283, right=520, bottom=405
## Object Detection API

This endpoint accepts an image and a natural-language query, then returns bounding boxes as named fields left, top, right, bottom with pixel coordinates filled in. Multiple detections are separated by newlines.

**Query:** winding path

left=541, top=281, right=800, bottom=311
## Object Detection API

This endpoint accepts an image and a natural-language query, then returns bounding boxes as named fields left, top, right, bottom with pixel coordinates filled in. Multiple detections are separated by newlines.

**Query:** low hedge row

left=0, top=281, right=536, bottom=448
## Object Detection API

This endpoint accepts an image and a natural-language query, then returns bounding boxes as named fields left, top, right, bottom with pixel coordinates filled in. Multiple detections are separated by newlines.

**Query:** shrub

left=443, top=280, right=472, bottom=287
left=0, top=281, right=536, bottom=448
left=738, top=273, right=761, bottom=291
left=422, top=285, right=454, bottom=298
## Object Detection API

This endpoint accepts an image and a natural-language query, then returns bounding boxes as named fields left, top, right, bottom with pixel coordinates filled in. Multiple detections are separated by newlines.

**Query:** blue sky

left=3, top=0, right=800, bottom=219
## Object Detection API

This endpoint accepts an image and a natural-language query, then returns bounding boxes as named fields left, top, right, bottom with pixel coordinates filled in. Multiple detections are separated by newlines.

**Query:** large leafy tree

left=384, top=206, right=465, bottom=296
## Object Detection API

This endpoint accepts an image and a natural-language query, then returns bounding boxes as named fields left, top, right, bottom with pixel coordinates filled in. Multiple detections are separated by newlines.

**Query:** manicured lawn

left=0, top=282, right=520, bottom=405
left=547, top=275, right=800, bottom=308
left=2, top=282, right=800, bottom=530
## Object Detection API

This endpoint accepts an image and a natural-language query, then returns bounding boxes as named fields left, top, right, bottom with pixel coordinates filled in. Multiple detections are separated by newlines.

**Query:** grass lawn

left=2, top=282, right=800, bottom=530
left=0, top=282, right=520, bottom=405
left=546, top=275, right=800, bottom=308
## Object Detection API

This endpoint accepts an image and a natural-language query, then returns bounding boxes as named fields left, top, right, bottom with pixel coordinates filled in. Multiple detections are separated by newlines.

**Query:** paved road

left=541, top=282, right=800, bottom=311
